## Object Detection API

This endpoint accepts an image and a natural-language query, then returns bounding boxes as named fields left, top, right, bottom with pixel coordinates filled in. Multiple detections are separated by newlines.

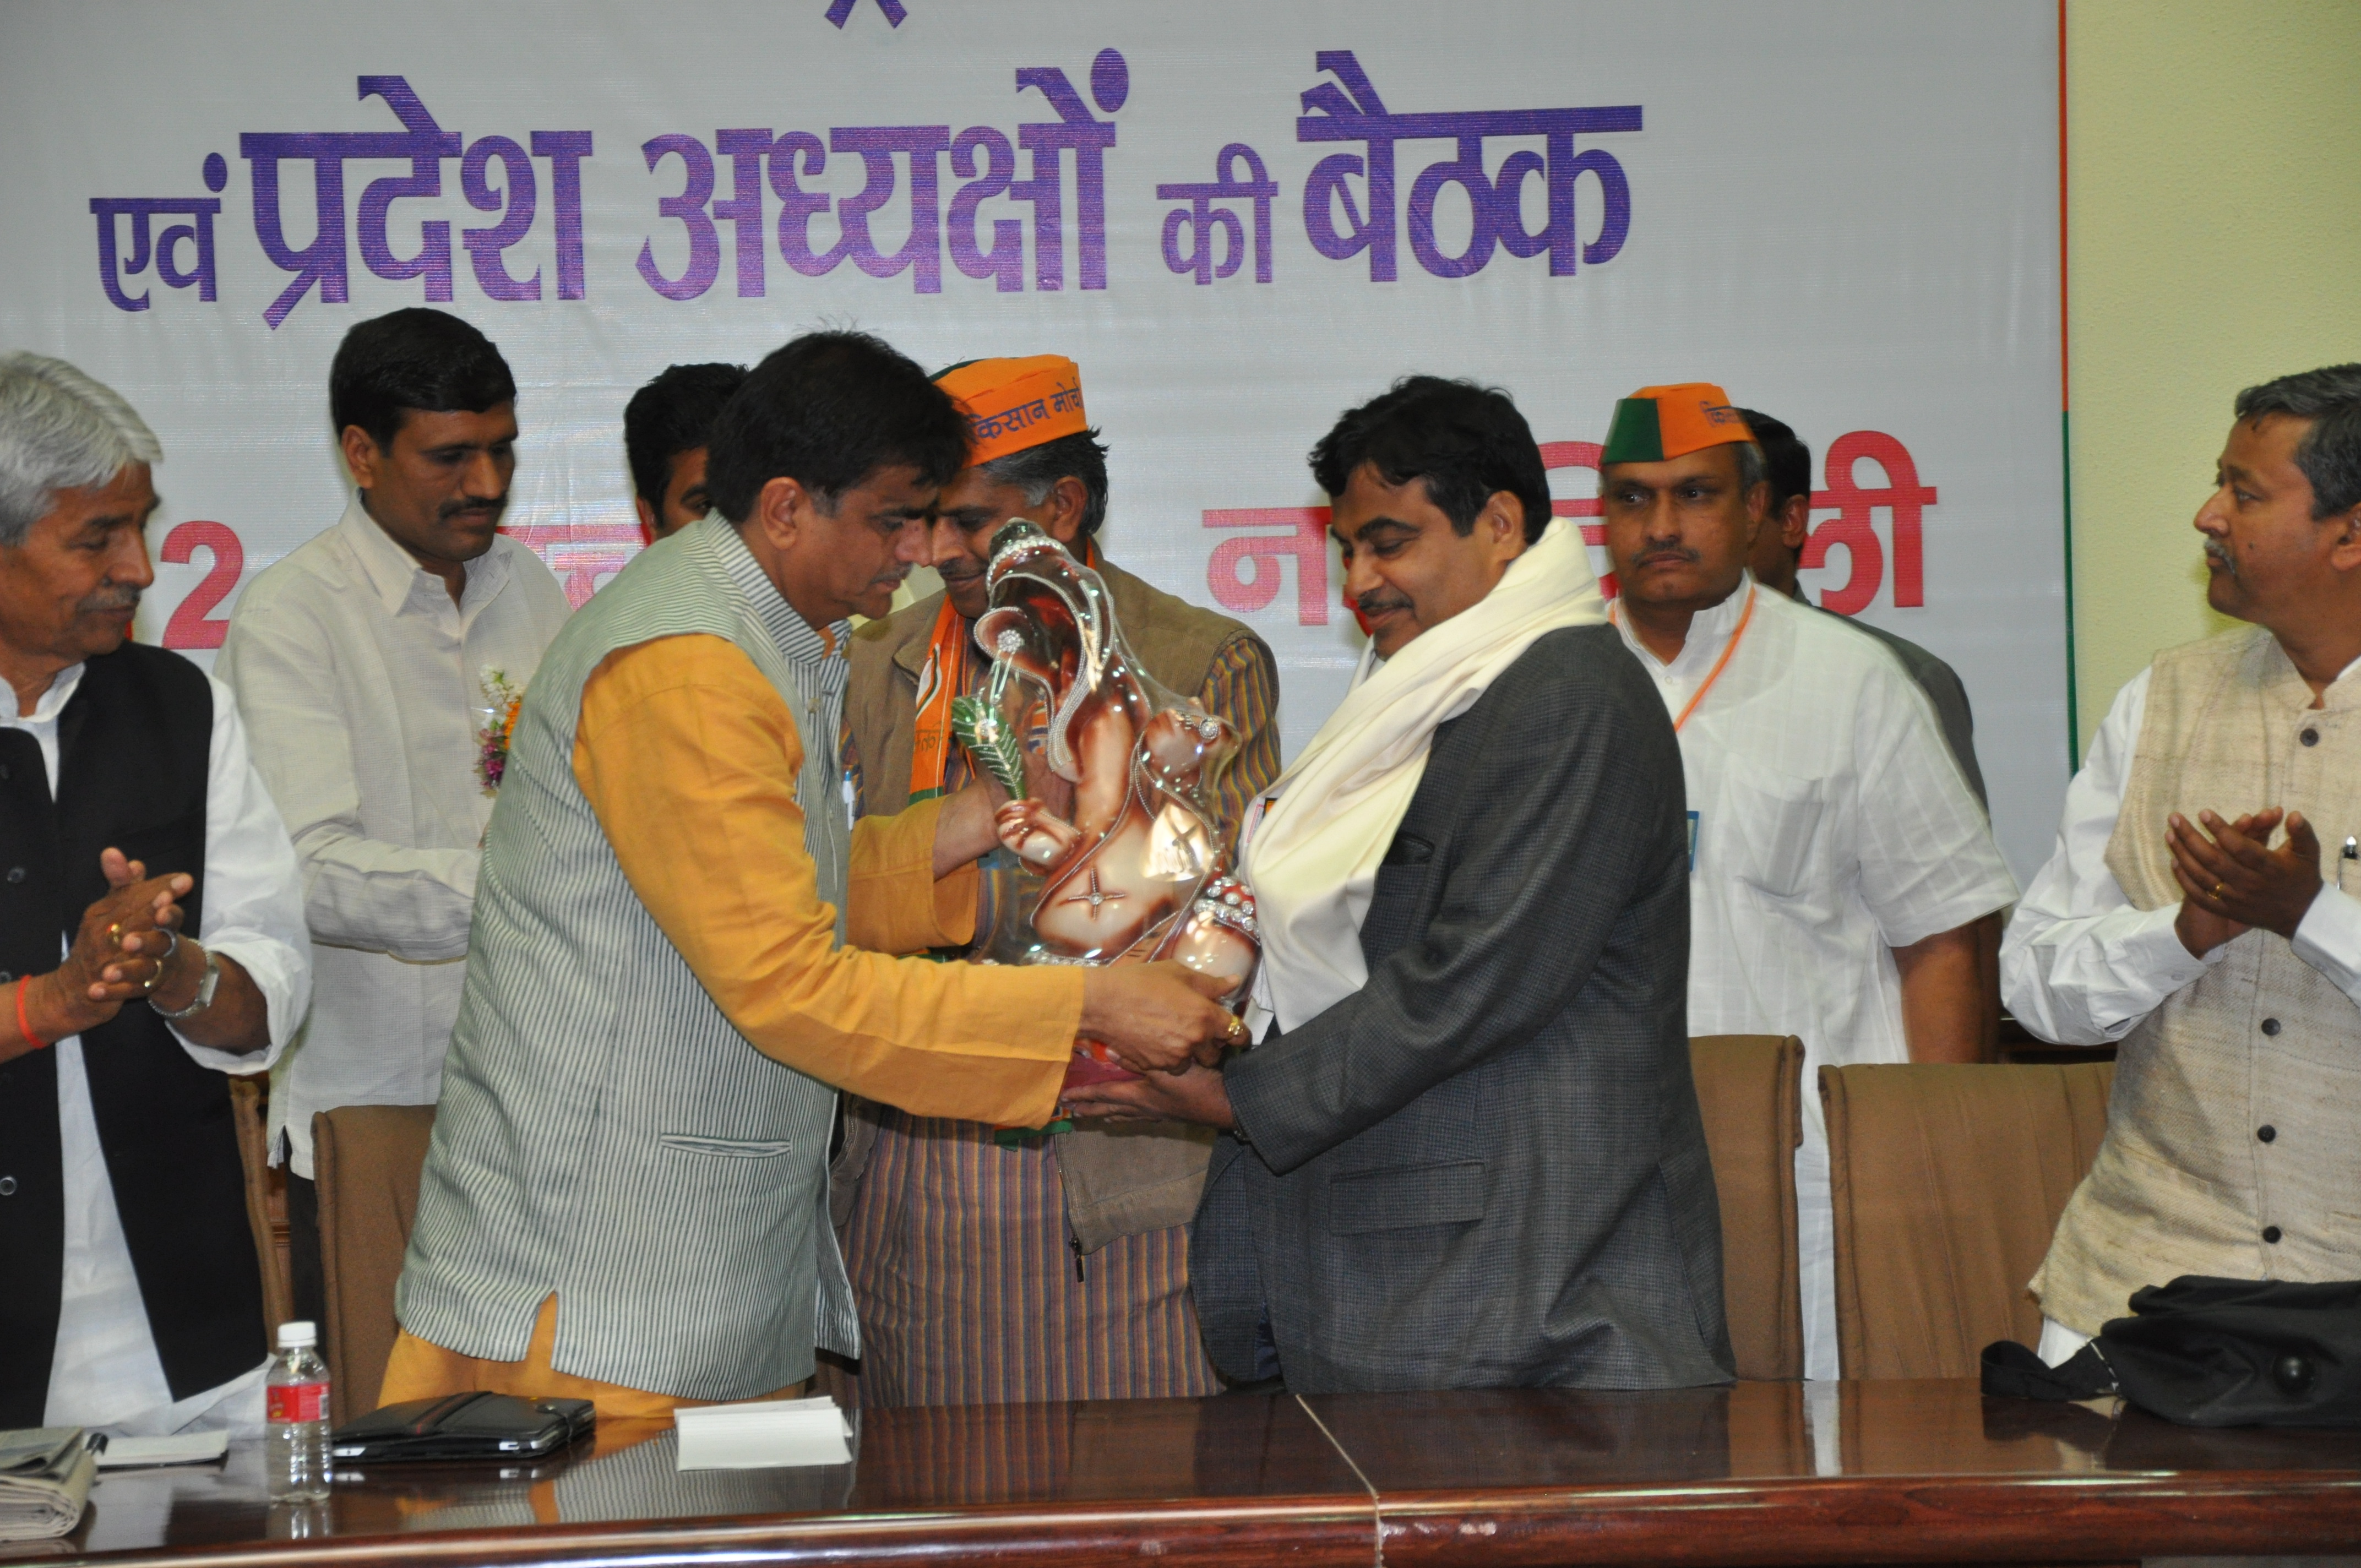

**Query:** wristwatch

left=151, top=945, right=220, bottom=1021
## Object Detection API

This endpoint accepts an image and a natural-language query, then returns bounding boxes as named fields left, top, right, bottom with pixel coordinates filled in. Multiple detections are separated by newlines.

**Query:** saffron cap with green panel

left=1601, top=383, right=1756, bottom=464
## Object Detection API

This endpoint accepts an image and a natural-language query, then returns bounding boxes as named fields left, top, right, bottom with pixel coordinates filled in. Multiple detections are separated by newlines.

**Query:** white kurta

left=2000, top=657, right=2361, bottom=1040
left=1613, top=577, right=2017, bottom=1379
left=8, top=663, right=312, bottom=1434
left=215, top=500, right=570, bottom=1178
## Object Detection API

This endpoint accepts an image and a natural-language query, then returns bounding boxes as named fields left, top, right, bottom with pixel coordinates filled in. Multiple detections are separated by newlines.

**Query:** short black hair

left=981, top=429, right=1111, bottom=538
left=1309, top=375, right=1551, bottom=543
left=2233, top=363, right=2361, bottom=519
left=624, top=363, right=747, bottom=505
left=706, top=332, right=970, bottom=523
left=329, top=308, right=516, bottom=450
left=1735, top=408, right=1810, bottom=513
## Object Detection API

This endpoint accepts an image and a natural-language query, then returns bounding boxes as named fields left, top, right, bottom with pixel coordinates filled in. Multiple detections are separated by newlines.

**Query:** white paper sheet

left=673, top=1396, right=851, bottom=1471
left=94, top=1432, right=229, bottom=1470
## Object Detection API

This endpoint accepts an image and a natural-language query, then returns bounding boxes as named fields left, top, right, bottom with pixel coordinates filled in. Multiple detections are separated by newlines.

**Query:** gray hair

left=1734, top=439, right=1767, bottom=497
left=978, top=428, right=1110, bottom=538
left=2233, top=363, right=2361, bottom=520
left=0, top=353, right=163, bottom=547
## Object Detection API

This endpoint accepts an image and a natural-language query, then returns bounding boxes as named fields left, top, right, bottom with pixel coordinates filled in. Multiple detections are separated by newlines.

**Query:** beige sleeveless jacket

left=2031, top=627, right=2361, bottom=1334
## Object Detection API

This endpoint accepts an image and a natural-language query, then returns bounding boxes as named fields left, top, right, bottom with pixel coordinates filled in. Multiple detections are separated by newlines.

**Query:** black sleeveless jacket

left=0, top=643, right=262, bottom=1424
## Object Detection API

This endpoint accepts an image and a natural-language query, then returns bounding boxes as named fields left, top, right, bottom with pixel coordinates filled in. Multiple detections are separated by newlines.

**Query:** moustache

left=938, top=562, right=986, bottom=582
left=439, top=496, right=508, bottom=524
left=2204, top=540, right=2238, bottom=578
left=1354, top=591, right=1413, bottom=617
left=1635, top=542, right=1704, bottom=565
left=78, top=587, right=142, bottom=614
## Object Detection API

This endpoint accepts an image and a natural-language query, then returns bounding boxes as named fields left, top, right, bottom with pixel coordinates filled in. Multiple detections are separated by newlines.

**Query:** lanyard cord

left=1613, top=581, right=1759, bottom=733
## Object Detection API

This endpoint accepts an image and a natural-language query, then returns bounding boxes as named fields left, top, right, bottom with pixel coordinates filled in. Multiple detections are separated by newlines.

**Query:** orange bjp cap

left=934, top=355, right=1089, bottom=467
left=1601, top=383, right=1755, bottom=464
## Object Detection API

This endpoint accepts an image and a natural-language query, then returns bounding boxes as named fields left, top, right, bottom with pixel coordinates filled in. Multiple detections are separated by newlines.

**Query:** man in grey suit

left=1065, top=377, right=1733, bottom=1393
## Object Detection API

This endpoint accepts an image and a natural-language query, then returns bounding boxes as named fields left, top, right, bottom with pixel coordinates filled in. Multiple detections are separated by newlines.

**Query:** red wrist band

left=15, top=974, right=49, bottom=1052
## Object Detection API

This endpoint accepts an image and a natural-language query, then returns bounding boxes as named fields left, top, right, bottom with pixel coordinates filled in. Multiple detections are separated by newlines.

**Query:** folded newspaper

left=0, top=1429, right=96, bottom=1542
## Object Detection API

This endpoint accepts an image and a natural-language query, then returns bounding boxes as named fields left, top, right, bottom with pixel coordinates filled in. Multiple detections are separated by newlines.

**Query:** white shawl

left=1242, top=518, right=1608, bottom=1032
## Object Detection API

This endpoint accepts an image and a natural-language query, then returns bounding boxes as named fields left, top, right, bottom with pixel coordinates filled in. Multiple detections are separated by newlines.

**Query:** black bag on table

left=330, top=1392, right=595, bottom=1462
left=1982, top=1275, right=2361, bottom=1428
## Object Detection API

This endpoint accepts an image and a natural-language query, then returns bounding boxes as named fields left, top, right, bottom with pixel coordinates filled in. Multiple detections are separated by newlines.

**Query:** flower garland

left=476, top=667, right=525, bottom=794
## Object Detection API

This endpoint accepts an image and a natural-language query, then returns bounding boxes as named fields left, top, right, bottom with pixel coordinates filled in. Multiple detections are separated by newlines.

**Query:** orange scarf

left=907, top=596, right=967, bottom=802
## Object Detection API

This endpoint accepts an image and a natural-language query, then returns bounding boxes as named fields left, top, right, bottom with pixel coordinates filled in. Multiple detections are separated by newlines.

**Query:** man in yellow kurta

left=382, top=331, right=1237, bottom=1419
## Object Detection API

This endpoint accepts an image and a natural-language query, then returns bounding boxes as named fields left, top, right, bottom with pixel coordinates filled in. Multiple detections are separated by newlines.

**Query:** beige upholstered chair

left=1821, top=1061, right=2115, bottom=1380
left=313, top=1104, right=438, bottom=1422
left=1688, top=1035, right=1805, bottom=1381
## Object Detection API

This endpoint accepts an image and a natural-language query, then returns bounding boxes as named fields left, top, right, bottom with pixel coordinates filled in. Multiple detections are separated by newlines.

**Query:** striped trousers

left=841, top=1111, right=1219, bottom=1407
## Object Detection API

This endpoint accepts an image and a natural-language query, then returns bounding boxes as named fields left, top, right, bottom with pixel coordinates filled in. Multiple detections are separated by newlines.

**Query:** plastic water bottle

left=265, top=1320, right=331, bottom=1501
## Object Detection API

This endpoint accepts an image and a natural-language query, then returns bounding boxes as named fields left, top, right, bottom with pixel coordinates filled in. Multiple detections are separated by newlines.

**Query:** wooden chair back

left=314, top=1104, right=438, bottom=1422
left=1688, top=1035, right=1806, bottom=1381
left=227, top=1076, right=292, bottom=1334
left=1821, top=1061, right=2115, bottom=1379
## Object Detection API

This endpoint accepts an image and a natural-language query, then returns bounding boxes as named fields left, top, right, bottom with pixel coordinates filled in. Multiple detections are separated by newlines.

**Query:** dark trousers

left=286, top=1172, right=328, bottom=1342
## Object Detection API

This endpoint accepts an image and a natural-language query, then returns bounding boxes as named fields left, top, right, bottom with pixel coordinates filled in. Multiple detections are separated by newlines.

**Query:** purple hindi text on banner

left=714, top=129, right=773, bottom=297
left=90, top=154, right=226, bottom=313
left=833, top=126, right=951, bottom=293
left=531, top=132, right=592, bottom=300
left=769, top=132, right=840, bottom=279
left=824, top=0, right=906, bottom=28
left=1012, top=48, right=1123, bottom=291
left=1296, top=50, right=1640, bottom=282
left=460, top=131, right=594, bottom=302
left=703, top=124, right=956, bottom=292
left=637, top=133, right=720, bottom=300
left=1157, top=144, right=1278, bottom=285
left=461, top=135, right=538, bottom=300
left=351, top=77, right=460, bottom=303
left=634, top=51, right=1119, bottom=301
left=237, top=76, right=592, bottom=326
left=948, top=126, right=1022, bottom=291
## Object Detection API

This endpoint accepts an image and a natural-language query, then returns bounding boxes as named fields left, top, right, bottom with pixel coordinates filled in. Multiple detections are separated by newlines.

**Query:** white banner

left=0, top=0, right=2066, bottom=878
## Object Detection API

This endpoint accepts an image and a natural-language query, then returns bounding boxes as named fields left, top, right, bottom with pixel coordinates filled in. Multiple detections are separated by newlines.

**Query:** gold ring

left=1225, top=1014, right=1247, bottom=1041
left=108, top=922, right=121, bottom=941
left=2214, top=882, right=2228, bottom=900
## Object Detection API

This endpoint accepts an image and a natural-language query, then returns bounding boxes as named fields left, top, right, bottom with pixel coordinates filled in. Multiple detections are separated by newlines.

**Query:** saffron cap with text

left=934, top=355, right=1089, bottom=466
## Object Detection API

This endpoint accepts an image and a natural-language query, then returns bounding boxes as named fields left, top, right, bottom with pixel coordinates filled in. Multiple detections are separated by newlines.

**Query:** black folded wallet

left=329, top=1392, right=595, bottom=1462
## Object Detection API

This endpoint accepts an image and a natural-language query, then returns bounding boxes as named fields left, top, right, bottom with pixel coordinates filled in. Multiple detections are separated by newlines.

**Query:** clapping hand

left=2169, top=807, right=2323, bottom=951
left=59, top=848, right=191, bottom=1021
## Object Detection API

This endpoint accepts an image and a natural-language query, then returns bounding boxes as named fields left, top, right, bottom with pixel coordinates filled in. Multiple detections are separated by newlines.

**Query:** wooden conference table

left=29, top=1379, right=2361, bottom=1567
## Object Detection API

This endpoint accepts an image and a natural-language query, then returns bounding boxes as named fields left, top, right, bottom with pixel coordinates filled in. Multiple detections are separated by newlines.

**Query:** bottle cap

left=277, top=1320, right=319, bottom=1349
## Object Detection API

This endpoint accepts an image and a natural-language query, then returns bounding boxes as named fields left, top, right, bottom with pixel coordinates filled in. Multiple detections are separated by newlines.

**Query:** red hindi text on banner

left=1804, top=430, right=1935, bottom=615
left=1204, top=508, right=1330, bottom=626
left=160, top=521, right=244, bottom=650
left=1201, top=431, right=1933, bottom=625
left=502, top=521, right=643, bottom=608
left=1538, top=439, right=1616, bottom=600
